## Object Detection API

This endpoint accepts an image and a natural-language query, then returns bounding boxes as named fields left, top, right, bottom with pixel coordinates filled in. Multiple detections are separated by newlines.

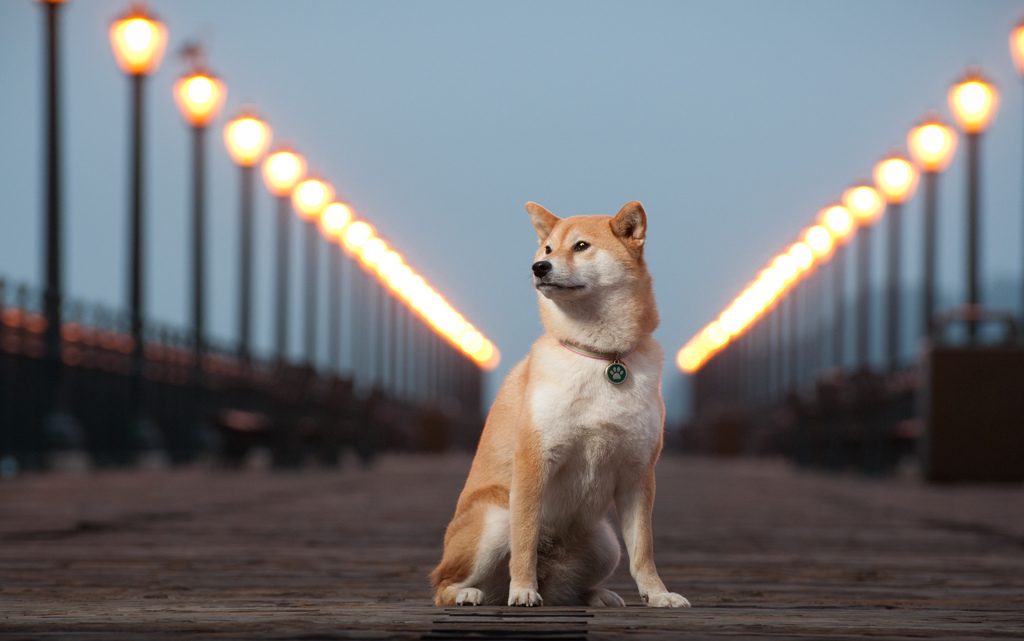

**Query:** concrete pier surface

left=1, top=453, right=1022, bottom=639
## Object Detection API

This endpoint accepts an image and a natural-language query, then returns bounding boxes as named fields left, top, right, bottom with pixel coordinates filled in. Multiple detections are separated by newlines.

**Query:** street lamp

left=819, top=204, right=851, bottom=368
left=343, top=220, right=374, bottom=383
left=224, top=110, right=272, bottom=362
left=292, top=177, right=334, bottom=367
left=173, top=59, right=226, bottom=374
left=1010, top=19, right=1024, bottom=326
left=843, top=184, right=883, bottom=369
left=37, top=0, right=69, bottom=442
left=109, top=3, right=166, bottom=431
left=261, top=148, right=306, bottom=364
left=787, top=241, right=814, bottom=385
left=908, top=115, right=957, bottom=338
left=320, top=202, right=352, bottom=373
left=805, top=224, right=833, bottom=375
left=949, top=67, right=999, bottom=343
left=874, top=153, right=918, bottom=372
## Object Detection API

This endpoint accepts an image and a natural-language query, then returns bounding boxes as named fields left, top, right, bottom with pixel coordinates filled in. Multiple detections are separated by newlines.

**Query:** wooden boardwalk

left=1, top=453, right=1022, bottom=639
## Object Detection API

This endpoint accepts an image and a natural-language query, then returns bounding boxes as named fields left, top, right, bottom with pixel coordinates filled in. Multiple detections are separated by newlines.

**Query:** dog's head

left=524, top=201, right=658, bottom=343
left=526, top=201, right=647, bottom=300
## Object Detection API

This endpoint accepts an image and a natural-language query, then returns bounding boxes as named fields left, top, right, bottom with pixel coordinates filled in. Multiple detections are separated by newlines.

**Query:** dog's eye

left=573, top=241, right=590, bottom=252
left=544, top=246, right=552, bottom=255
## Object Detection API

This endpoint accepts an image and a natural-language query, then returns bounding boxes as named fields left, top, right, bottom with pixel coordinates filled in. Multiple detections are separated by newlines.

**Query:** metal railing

left=0, top=278, right=483, bottom=473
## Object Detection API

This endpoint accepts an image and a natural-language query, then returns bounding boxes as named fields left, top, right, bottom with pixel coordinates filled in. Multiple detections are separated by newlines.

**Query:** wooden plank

left=0, top=454, right=1022, bottom=639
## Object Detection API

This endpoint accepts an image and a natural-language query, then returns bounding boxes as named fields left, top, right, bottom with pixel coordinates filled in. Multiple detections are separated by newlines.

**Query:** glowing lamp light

left=377, top=251, right=402, bottom=277
left=820, top=205, right=853, bottom=241
left=730, top=297, right=752, bottom=328
left=343, top=221, right=373, bottom=250
left=720, top=308, right=742, bottom=336
left=704, top=321, right=728, bottom=347
left=760, top=267, right=785, bottom=294
left=261, top=150, right=306, bottom=197
left=361, top=237, right=387, bottom=264
left=677, top=343, right=703, bottom=373
left=292, top=178, right=334, bottom=219
left=908, top=116, right=957, bottom=173
left=402, top=274, right=427, bottom=301
left=224, top=114, right=272, bottom=166
left=474, top=340, right=499, bottom=369
left=433, top=306, right=458, bottom=333
left=948, top=68, right=999, bottom=134
left=174, top=73, right=226, bottom=127
left=806, top=225, right=832, bottom=256
left=460, top=330, right=484, bottom=355
left=1012, top=20, right=1024, bottom=77
left=773, top=254, right=798, bottom=281
left=789, top=242, right=813, bottom=271
left=749, top=279, right=773, bottom=308
left=842, top=185, right=883, bottom=224
left=389, top=266, right=413, bottom=293
left=873, top=155, right=919, bottom=204
left=110, top=7, right=167, bottom=75
left=320, top=202, right=351, bottom=239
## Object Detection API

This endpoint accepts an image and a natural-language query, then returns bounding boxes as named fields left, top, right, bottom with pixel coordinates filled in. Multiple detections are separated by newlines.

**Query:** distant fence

left=682, top=301, right=1024, bottom=478
left=683, top=361, right=917, bottom=476
left=0, top=279, right=483, bottom=473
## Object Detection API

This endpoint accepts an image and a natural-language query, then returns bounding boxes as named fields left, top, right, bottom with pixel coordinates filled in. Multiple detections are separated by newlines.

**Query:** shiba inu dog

left=430, top=201, right=689, bottom=608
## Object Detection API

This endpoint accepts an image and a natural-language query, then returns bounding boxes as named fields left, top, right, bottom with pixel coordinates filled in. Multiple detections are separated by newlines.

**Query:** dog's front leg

left=615, top=467, right=690, bottom=608
left=507, top=430, right=544, bottom=606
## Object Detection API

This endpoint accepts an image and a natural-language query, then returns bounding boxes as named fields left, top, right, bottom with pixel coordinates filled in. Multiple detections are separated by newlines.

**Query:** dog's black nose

left=532, top=261, right=552, bottom=278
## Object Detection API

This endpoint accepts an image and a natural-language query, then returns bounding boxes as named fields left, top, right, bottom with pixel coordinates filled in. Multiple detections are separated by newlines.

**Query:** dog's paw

left=456, top=588, right=484, bottom=606
left=585, top=588, right=625, bottom=607
left=508, top=587, right=543, bottom=607
left=644, top=592, right=691, bottom=608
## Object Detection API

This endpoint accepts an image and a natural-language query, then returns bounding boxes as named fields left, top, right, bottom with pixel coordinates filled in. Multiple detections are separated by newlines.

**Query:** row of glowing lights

left=108, top=7, right=499, bottom=370
left=268, top=152, right=499, bottom=370
left=676, top=67, right=1002, bottom=374
left=294, top=171, right=499, bottom=369
left=102, top=7, right=1019, bottom=374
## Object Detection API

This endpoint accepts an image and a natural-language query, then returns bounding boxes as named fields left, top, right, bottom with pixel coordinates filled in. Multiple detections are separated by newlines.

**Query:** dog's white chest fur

left=528, top=339, right=664, bottom=531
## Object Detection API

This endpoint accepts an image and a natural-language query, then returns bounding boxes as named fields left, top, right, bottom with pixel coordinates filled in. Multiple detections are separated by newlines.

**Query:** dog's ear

left=526, top=202, right=560, bottom=241
left=611, top=201, right=647, bottom=250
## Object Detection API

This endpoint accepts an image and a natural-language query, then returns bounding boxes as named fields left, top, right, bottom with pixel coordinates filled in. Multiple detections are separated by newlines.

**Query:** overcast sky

left=2, top=1, right=1023, bottom=422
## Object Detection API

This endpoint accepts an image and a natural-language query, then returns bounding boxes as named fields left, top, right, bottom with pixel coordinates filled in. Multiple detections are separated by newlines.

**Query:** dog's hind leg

left=432, top=505, right=511, bottom=606
left=537, top=518, right=623, bottom=606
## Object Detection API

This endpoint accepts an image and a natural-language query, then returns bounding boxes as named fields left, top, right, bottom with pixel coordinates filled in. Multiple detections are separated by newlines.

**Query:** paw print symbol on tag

left=605, top=361, right=628, bottom=385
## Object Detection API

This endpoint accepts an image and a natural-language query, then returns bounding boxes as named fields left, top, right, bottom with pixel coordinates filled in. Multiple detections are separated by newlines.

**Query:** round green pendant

left=605, top=360, right=628, bottom=385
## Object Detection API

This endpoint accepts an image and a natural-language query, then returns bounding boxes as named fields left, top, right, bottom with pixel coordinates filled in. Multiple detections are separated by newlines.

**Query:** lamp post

left=224, top=111, right=272, bottom=363
left=320, top=202, right=352, bottom=373
left=109, top=4, right=167, bottom=428
left=949, top=68, right=999, bottom=343
left=38, top=0, right=67, bottom=435
left=770, top=253, right=798, bottom=391
left=843, top=185, right=884, bottom=370
left=1010, top=19, right=1024, bottom=326
left=908, top=115, right=957, bottom=338
left=292, top=177, right=334, bottom=368
left=874, top=154, right=918, bottom=372
left=379, top=250, right=403, bottom=394
left=786, top=242, right=812, bottom=387
left=173, top=59, right=226, bottom=376
left=342, top=221, right=373, bottom=385
left=806, top=223, right=835, bottom=372
left=820, top=205, right=852, bottom=368
left=261, top=149, right=306, bottom=365
left=360, top=236, right=389, bottom=388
